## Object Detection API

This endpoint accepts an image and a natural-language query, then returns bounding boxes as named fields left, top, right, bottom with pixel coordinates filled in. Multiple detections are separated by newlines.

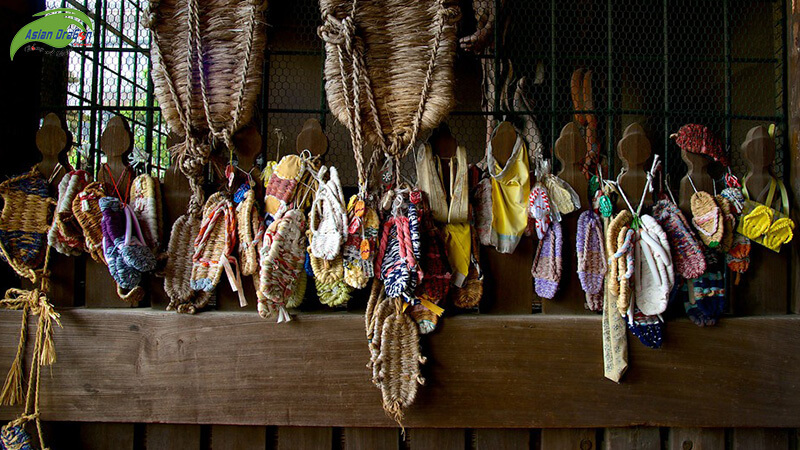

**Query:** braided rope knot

left=318, top=14, right=355, bottom=46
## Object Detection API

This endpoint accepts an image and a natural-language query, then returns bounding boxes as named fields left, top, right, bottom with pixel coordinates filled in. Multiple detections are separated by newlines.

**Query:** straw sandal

left=49, top=170, right=91, bottom=256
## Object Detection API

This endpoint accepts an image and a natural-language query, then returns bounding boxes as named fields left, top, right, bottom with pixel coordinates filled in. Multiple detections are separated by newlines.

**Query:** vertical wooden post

left=731, top=428, right=789, bottom=449
left=787, top=0, right=800, bottom=314
left=343, top=428, right=398, bottom=450
left=735, top=126, right=788, bottom=315
left=77, top=423, right=136, bottom=450
left=276, top=427, right=332, bottom=450
left=541, top=428, right=596, bottom=450
left=474, top=429, right=530, bottom=450
left=604, top=427, right=661, bottom=450
left=668, top=428, right=724, bottom=450
left=544, top=122, right=591, bottom=314
left=36, top=113, right=76, bottom=308
left=407, top=429, right=465, bottom=450
left=146, top=424, right=202, bottom=449
left=85, top=116, right=138, bottom=308
left=481, top=123, right=535, bottom=314
left=617, top=123, right=652, bottom=212
left=211, top=425, right=268, bottom=450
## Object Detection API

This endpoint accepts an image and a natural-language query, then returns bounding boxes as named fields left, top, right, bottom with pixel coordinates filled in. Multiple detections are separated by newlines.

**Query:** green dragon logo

left=10, top=8, right=93, bottom=60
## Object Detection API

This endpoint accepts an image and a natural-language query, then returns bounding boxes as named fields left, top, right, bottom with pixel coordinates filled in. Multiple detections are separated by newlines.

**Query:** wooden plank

left=731, top=428, right=789, bottom=450
left=482, top=238, right=535, bottom=314
left=475, top=429, right=529, bottom=449
left=604, top=427, right=661, bottom=450
left=48, top=252, right=78, bottom=308
left=343, top=427, right=398, bottom=450
left=541, top=428, right=595, bottom=450
left=276, top=427, right=331, bottom=450
left=212, top=425, right=267, bottom=450
left=617, top=123, right=652, bottom=212
left=736, top=127, right=789, bottom=315
left=85, top=117, right=141, bottom=308
left=545, top=122, right=592, bottom=315
left=41, top=422, right=137, bottom=450
left=85, top=259, right=134, bottom=308
left=147, top=423, right=202, bottom=449
left=407, top=428, right=465, bottom=450
left=79, top=423, right=136, bottom=450
left=788, top=0, right=800, bottom=314
left=668, top=428, right=724, bottom=450
left=1, top=311, right=800, bottom=428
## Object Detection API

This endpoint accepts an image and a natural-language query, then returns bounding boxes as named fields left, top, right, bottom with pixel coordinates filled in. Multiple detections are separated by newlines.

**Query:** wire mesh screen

left=41, top=0, right=170, bottom=178
left=38, top=0, right=787, bottom=187
left=263, top=0, right=788, bottom=188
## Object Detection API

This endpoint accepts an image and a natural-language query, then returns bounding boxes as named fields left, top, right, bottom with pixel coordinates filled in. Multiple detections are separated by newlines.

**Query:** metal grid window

left=40, top=0, right=789, bottom=185
left=41, top=0, right=170, bottom=178
left=263, top=0, right=789, bottom=187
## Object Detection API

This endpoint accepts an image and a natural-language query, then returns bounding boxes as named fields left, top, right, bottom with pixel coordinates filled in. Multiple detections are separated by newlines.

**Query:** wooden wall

left=0, top=1, right=798, bottom=449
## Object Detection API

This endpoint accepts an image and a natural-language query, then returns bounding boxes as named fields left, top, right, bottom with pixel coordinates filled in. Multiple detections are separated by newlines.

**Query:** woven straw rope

left=71, top=182, right=106, bottom=264
left=164, top=214, right=211, bottom=313
left=319, top=0, right=459, bottom=186
left=236, top=189, right=260, bottom=277
left=377, top=306, right=425, bottom=426
left=146, top=0, right=265, bottom=215
left=0, top=170, right=55, bottom=279
left=191, top=192, right=236, bottom=292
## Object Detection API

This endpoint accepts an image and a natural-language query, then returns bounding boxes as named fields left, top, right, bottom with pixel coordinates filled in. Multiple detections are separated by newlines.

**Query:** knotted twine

left=0, top=175, right=60, bottom=449
left=319, top=0, right=460, bottom=190
left=148, top=0, right=264, bottom=312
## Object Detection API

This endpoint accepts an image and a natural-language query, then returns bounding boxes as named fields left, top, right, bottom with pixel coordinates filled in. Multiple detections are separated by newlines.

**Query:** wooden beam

left=0, top=310, right=799, bottom=428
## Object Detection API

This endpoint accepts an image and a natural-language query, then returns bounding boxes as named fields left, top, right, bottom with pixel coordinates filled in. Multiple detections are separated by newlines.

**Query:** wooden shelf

left=0, top=309, right=798, bottom=428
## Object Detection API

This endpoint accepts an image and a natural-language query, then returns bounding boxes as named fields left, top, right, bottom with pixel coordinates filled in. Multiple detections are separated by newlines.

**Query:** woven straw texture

left=236, top=189, right=260, bottom=276
left=71, top=182, right=107, bottom=264
left=258, top=208, right=307, bottom=317
left=191, top=192, right=236, bottom=292
left=164, top=214, right=211, bottom=314
left=49, top=171, right=90, bottom=256
left=319, top=0, right=460, bottom=163
left=0, top=170, right=54, bottom=279
left=146, top=0, right=265, bottom=137
left=131, top=174, right=163, bottom=250
left=377, top=308, right=425, bottom=425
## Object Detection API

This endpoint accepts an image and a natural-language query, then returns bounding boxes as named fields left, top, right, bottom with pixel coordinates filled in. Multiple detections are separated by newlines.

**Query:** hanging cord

left=147, top=0, right=261, bottom=216
left=0, top=239, right=61, bottom=450
left=319, top=0, right=458, bottom=189
left=103, top=164, right=133, bottom=206
left=634, top=155, right=661, bottom=217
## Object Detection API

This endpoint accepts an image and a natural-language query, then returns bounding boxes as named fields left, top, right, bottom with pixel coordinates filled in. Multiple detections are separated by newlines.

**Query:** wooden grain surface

left=541, top=428, right=595, bottom=450
left=481, top=238, right=535, bottom=314
left=277, top=426, right=330, bottom=450
left=604, top=427, right=660, bottom=450
left=212, top=425, right=267, bottom=450
left=146, top=423, right=202, bottom=449
left=735, top=126, right=788, bottom=315
left=1, top=310, right=799, bottom=428
left=668, top=428, right=724, bottom=450
left=343, top=427, right=398, bottom=450
left=789, top=0, right=800, bottom=315
left=475, top=429, right=530, bottom=449
left=546, top=122, right=592, bottom=315
left=407, top=428, right=465, bottom=450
